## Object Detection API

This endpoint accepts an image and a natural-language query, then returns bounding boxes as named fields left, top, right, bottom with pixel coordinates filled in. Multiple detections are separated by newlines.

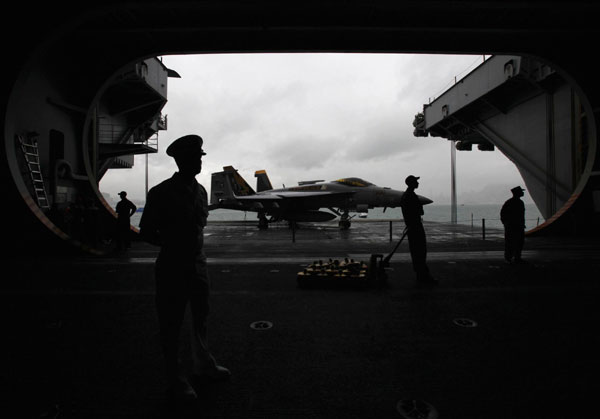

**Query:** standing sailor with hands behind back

left=501, top=186, right=526, bottom=264
left=140, top=134, right=230, bottom=402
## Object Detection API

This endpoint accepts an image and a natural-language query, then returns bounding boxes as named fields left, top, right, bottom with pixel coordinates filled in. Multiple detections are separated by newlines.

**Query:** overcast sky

left=99, top=53, right=533, bottom=206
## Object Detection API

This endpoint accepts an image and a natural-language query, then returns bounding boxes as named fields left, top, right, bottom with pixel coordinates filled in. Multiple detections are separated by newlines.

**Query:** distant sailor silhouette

left=501, top=186, right=526, bottom=263
left=139, top=134, right=230, bottom=401
left=400, top=175, right=436, bottom=284
left=115, top=191, right=136, bottom=250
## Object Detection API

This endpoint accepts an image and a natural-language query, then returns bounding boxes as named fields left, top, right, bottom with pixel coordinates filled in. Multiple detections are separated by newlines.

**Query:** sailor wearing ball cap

left=405, top=175, right=420, bottom=185
left=140, top=134, right=230, bottom=401
left=501, top=186, right=526, bottom=263
left=400, top=175, right=436, bottom=284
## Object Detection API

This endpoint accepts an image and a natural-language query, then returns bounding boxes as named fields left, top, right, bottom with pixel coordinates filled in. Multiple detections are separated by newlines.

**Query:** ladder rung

left=19, top=138, right=48, bottom=209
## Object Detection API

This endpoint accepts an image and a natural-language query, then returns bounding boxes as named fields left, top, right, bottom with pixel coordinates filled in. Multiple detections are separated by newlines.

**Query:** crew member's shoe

left=193, top=365, right=231, bottom=382
left=417, top=273, right=438, bottom=285
left=167, top=377, right=197, bottom=401
left=425, top=275, right=438, bottom=285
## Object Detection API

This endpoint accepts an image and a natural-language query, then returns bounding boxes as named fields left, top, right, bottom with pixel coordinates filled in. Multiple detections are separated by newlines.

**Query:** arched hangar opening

left=3, top=2, right=600, bottom=256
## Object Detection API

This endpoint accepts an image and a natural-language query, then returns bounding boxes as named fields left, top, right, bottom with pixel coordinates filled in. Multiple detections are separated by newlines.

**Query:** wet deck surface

left=2, top=220, right=600, bottom=418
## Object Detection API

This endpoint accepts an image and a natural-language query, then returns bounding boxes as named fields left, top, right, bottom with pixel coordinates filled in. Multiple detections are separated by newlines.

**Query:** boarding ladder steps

left=18, top=135, right=50, bottom=210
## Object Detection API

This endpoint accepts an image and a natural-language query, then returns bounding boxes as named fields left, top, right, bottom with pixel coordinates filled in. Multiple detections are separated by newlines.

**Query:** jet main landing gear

left=258, top=213, right=269, bottom=230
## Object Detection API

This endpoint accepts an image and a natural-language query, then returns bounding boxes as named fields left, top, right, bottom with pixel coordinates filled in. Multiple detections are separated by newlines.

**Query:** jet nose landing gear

left=338, top=210, right=351, bottom=230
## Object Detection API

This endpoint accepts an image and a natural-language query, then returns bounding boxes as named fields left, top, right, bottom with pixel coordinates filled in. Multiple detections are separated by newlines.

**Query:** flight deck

left=2, top=220, right=599, bottom=418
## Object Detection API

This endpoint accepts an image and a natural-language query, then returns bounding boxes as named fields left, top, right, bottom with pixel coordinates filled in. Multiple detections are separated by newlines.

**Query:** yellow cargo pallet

left=297, top=257, right=380, bottom=289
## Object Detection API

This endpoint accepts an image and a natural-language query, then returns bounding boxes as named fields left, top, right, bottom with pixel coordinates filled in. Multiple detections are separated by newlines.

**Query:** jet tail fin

left=210, top=166, right=255, bottom=206
left=255, top=170, right=273, bottom=192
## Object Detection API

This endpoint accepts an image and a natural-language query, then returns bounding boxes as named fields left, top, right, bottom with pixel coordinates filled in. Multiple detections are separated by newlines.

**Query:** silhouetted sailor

left=400, top=175, right=436, bottom=284
left=139, top=134, right=230, bottom=401
left=115, top=191, right=136, bottom=250
left=501, top=186, right=526, bottom=263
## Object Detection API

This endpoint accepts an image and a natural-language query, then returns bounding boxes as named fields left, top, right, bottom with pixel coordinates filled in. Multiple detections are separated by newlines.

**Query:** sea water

left=129, top=203, right=544, bottom=230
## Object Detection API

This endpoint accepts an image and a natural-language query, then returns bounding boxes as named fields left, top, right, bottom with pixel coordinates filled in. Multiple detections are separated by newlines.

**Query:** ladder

left=18, top=134, right=50, bottom=210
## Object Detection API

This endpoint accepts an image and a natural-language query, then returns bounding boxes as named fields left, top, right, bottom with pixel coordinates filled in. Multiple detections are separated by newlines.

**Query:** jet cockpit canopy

left=333, top=178, right=373, bottom=187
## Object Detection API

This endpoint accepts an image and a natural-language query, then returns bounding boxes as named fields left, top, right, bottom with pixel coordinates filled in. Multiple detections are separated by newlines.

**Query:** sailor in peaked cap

left=140, top=133, right=230, bottom=400
left=511, top=186, right=525, bottom=195
left=166, top=134, right=207, bottom=158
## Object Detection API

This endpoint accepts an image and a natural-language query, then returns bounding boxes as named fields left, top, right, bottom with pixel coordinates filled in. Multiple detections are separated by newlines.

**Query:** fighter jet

left=209, top=166, right=433, bottom=229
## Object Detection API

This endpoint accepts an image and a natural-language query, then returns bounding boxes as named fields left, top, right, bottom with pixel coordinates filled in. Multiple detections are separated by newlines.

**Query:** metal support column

left=451, top=140, right=457, bottom=223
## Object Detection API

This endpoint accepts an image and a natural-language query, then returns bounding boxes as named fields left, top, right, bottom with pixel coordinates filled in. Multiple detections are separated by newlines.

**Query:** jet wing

left=233, top=191, right=354, bottom=200
left=229, top=190, right=355, bottom=210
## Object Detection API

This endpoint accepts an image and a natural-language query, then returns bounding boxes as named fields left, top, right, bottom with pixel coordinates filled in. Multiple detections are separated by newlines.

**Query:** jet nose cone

left=419, top=196, right=434, bottom=205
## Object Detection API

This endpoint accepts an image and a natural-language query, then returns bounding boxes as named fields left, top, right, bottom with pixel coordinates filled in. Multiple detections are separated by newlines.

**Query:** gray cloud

left=99, top=53, right=526, bottom=205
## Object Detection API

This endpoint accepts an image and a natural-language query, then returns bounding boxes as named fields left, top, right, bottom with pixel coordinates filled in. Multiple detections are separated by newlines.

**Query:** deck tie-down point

left=453, top=318, right=478, bottom=328
left=396, top=399, right=438, bottom=419
left=250, top=321, right=273, bottom=330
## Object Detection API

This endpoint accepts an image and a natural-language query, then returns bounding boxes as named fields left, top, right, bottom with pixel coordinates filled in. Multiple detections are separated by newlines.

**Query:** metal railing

left=98, top=123, right=159, bottom=152
left=201, top=211, right=544, bottom=243
left=97, top=123, right=132, bottom=144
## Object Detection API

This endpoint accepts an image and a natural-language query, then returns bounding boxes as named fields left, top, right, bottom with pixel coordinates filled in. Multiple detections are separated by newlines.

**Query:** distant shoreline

left=129, top=203, right=544, bottom=230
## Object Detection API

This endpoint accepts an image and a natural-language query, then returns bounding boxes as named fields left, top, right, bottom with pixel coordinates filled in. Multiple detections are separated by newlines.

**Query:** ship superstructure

left=3, top=2, right=600, bottom=255
left=413, top=55, right=592, bottom=232
left=9, top=56, right=176, bottom=252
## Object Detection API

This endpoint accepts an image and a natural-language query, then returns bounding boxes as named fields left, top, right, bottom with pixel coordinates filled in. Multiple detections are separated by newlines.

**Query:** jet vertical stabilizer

left=210, top=166, right=255, bottom=208
left=255, top=170, right=273, bottom=192
left=223, top=166, right=255, bottom=195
